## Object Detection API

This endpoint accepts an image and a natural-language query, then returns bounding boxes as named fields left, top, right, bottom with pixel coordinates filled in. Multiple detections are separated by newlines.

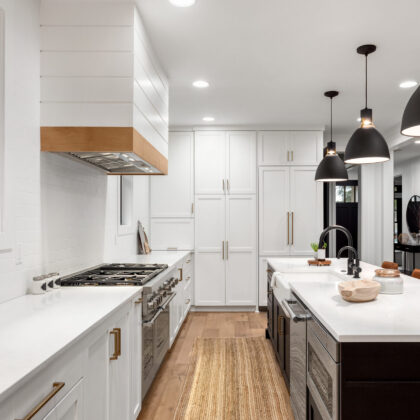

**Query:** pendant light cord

left=330, top=97, right=333, bottom=141
left=365, top=54, right=368, bottom=108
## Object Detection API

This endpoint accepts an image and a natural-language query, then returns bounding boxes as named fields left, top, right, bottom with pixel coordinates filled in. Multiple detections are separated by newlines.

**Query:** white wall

left=0, top=0, right=42, bottom=304
left=359, top=155, right=394, bottom=266
left=0, top=0, right=153, bottom=305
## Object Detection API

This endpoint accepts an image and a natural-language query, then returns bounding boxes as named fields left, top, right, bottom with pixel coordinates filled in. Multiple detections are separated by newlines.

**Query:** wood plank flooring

left=138, top=311, right=291, bottom=420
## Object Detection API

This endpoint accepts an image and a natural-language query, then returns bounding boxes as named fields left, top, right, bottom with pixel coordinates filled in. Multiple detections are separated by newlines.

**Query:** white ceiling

left=137, top=0, right=420, bottom=139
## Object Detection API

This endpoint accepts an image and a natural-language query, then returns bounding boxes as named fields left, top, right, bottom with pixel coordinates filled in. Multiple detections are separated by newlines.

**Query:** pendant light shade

left=315, top=91, right=348, bottom=182
left=401, top=85, right=420, bottom=137
left=344, top=45, right=390, bottom=164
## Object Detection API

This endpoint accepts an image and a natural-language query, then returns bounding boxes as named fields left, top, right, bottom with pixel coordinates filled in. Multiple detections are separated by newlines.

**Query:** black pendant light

left=344, top=45, right=390, bottom=164
left=315, top=91, right=348, bottom=182
left=401, top=85, right=420, bottom=137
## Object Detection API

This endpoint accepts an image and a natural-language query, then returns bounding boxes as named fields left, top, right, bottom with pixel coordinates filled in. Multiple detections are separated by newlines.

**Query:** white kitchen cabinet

left=258, top=131, right=290, bottom=165
left=183, top=277, right=193, bottom=317
left=195, top=131, right=256, bottom=195
left=289, top=131, right=322, bottom=165
left=108, top=309, right=131, bottom=420
left=258, top=131, right=322, bottom=166
left=1, top=292, right=143, bottom=420
left=195, top=131, right=226, bottom=194
left=195, top=195, right=257, bottom=306
left=43, top=379, right=84, bottom=420
left=150, top=218, right=194, bottom=251
left=259, top=167, right=290, bottom=256
left=130, top=297, right=142, bottom=420
left=225, top=195, right=257, bottom=305
left=151, top=132, right=194, bottom=218
left=226, top=131, right=256, bottom=194
left=259, top=166, right=322, bottom=257
left=289, top=167, right=323, bottom=255
left=258, top=257, right=270, bottom=307
left=194, top=195, right=226, bottom=306
left=195, top=252, right=226, bottom=306
left=85, top=331, right=109, bottom=420
left=195, top=196, right=225, bottom=252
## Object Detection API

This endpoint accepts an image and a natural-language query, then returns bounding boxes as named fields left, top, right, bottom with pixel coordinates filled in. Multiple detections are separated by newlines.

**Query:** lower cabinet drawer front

left=13, top=349, right=84, bottom=420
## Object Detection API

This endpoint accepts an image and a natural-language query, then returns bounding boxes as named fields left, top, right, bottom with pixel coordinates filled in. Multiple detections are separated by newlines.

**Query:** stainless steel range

left=60, top=262, right=178, bottom=399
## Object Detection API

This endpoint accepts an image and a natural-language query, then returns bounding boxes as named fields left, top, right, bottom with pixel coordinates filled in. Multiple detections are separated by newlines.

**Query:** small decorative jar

left=317, top=249, right=326, bottom=261
left=374, top=269, right=403, bottom=294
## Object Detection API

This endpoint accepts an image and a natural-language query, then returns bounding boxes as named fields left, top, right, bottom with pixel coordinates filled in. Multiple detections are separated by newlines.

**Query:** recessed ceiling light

left=415, top=140, right=420, bottom=144
left=193, top=80, right=209, bottom=88
left=202, top=116, right=215, bottom=122
left=400, top=80, right=418, bottom=89
left=169, top=0, right=196, bottom=7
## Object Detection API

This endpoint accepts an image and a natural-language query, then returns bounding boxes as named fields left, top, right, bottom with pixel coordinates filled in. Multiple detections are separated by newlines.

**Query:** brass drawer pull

left=291, top=211, right=294, bottom=245
left=226, top=241, right=229, bottom=259
left=135, top=297, right=143, bottom=304
left=110, top=328, right=120, bottom=360
left=179, top=268, right=183, bottom=282
left=185, top=298, right=191, bottom=304
left=287, top=211, right=290, bottom=245
left=278, top=315, right=284, bottom=336
left=17, top=382, right=65, bottom=420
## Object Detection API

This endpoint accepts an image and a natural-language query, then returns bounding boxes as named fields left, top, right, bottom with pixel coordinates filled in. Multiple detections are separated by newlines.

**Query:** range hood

left=41, top=127, right=168, bottom=175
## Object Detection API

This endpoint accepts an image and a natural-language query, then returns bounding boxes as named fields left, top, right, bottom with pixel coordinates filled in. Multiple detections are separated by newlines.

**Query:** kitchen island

left=266, top=257, right=420, bottom=420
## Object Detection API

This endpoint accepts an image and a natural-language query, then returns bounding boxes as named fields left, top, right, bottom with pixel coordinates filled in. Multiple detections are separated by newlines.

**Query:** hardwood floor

left=138, top=311, right=288, bottom=420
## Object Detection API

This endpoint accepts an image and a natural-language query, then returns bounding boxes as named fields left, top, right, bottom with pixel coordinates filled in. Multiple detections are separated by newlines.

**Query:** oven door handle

left=160, top=292, right=176, bottom=310
left=282, top=299, right=311, bottom=322
left=143, top=308, right=163, bottom=327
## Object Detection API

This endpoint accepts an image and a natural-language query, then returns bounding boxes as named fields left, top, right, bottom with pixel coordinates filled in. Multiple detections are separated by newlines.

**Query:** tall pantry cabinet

left=258, top=131, right=323, bottom=306
left=194, top=131, right=257, bottom=306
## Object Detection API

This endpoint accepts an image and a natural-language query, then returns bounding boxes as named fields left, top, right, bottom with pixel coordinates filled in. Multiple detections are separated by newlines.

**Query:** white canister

left=30, top=275, right=47, bottom=295
left=317, top=249, right=326, bottom=261
left=47, top=272, right=61, bottom=289
left=374, top=269, right=403, bottom=294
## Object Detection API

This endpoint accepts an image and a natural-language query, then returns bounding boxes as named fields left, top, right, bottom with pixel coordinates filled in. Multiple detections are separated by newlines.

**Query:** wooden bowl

left=338, top=279, right=381, bottom=303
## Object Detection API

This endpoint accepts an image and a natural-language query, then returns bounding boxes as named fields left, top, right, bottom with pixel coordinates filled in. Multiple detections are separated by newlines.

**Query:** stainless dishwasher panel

left=282, top=299, right=310, bottom=420
left=307, top=318, right=340, bottom=420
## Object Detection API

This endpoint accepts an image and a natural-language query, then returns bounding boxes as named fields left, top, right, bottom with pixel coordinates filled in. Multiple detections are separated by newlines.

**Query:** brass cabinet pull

left=110, top=328, right=120, bottom=360
left=135, top=297, right=143, bottom=304
left=287, top=212, right=290, bottom=245
left=116, top=328, right=121, bottom=357
left=222, top=241, right=225, bottom=260
left=179, top=268, right=183, bottom=282
left=227, top=179, right=230, bottom=192
left=226, top=241, right=229, bottom=259
left=191, top=203, right=194, bottom=215
left=222, top=179, right=225, bottom=192
left=185, top=298, right=191, bottom=304
left=291, top=211, right=294, bottom=245
left=278, top=315, right=284, bottom=336
left=291, top=150, right=294, bottom=161
left=16, top=382, right=65, bottom=420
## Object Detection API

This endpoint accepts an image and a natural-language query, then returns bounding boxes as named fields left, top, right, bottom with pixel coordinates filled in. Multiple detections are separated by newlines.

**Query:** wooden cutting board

left=307, top=259, right=332, bottom=266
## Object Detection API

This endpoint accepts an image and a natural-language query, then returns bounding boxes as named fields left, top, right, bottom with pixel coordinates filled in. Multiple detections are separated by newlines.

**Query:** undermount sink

left=273, top=271, right=344, bottom=302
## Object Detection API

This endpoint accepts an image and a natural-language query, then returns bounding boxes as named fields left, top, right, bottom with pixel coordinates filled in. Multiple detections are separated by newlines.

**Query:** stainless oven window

left=308, top=342, right=333, bottom=417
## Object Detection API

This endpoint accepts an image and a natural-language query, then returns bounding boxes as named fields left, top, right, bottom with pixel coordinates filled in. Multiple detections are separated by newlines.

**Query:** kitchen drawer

left=182, top=254, right=194, bottom=279
left=12, top=347, right=84, bottom=420
left=150, top=218, right=194, bottom=251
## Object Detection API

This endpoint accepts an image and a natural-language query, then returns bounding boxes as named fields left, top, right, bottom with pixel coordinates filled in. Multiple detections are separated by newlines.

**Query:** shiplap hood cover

left=40, top=1, right=169, bottom=175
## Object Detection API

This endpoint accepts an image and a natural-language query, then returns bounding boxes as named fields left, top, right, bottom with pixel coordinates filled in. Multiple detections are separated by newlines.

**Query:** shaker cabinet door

left=259, top=167, right=290, bottom=255
left=151, top=132, right=194, bottom=218
left=288, top=131, right=322, bottom=165
left=195, top=131, right=226, bottom=194
left=226, top=131, right=256, bottom=194
left=225, top=195, right=257, bottom=305
left=289, top=167, right=323, bottom=255
left=258, top=131, right=290, bottom=165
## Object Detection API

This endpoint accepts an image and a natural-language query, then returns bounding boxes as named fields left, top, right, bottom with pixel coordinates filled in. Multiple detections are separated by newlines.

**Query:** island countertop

left=267, top=257, right=420, bottom=342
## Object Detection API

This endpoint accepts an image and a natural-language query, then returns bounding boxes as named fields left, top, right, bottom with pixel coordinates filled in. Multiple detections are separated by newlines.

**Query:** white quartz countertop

left=0, top=287, right=142, bottom=403
left=267, top=257, right=420, bottom=343
left=107, top=250, right=191, bottom=266
left=0, top=250, right=191, bottom=403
